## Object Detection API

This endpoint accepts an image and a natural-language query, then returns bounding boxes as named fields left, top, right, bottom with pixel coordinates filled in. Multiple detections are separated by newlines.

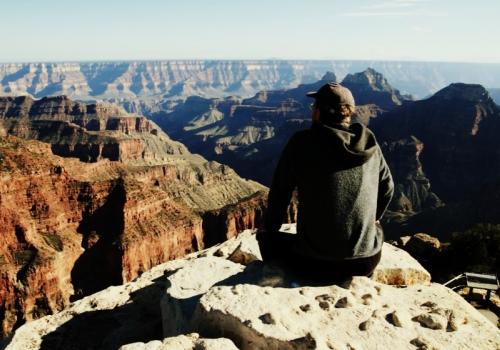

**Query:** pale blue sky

left=1, top=0, right=499, bottom=63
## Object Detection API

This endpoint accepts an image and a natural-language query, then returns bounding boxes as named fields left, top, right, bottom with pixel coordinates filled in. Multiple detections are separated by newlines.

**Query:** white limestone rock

left=1, top=225, right=477, bottom=350
left=374, top=243, right=431, bottom=285
left=193, top=277, right=500, bottom=350
left=119, top=333, right=238, bottom=350
left=207, top=225, right=431, bottom=285
left=161, top=257, right=244, bottom=337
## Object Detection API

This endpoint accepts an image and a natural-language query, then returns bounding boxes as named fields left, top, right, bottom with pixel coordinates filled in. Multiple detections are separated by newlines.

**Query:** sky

left=1, top=0, right=499, bottom=63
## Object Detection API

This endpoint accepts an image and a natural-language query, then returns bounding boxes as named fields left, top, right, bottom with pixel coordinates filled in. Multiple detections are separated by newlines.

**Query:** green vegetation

left=13, top=249, right=36, bottom=265
left=448, top=223, right=500, bottom=275
left=43, top=233, right=64, bottom=252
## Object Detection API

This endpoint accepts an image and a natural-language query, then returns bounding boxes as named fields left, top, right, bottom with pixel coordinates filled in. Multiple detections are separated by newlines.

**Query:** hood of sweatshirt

left=311, top=122, right=377, bottom=166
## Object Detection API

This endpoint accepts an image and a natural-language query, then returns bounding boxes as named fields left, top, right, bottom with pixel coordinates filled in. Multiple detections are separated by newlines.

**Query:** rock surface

left=119, top=333, right=238, bottom=350
left=0, top=95, right=188, bottom=165
left=371, top=83, right=500, bottom=204
left=194, top=278, right=498, bottom=350
left=383, top=137, right=442, bottom=213
left=342, top=68, right=411, bottom=110
left=4, top=226, right=498, bottom=350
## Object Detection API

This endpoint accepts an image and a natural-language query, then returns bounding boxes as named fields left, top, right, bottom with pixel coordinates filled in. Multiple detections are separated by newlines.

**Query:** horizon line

left=1, top=58, right=500, bottom=65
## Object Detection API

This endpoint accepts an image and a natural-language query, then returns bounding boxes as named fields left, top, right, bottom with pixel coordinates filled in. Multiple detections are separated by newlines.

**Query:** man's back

left=264, top=122, right=394, bottom=261
left=259, top=82, right=394, bottom=280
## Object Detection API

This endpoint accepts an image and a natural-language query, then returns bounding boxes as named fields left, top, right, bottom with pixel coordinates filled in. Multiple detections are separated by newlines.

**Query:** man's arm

left=376, top=148, right=394, bottom=221
left=264, top=136, right=297, bottom=232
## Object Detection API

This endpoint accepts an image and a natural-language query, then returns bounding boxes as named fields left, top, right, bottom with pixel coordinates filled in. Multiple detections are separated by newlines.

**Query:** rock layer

left=342, top=68, right=411, bottom=110
left=0, top=95, right=187, bottom=165
left=0, top=129, right=265, bottom=338
left=2, top=61, right=500, bottom=107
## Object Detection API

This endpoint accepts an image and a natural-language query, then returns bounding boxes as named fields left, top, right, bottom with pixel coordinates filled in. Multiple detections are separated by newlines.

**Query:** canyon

left=0, top=97, right=269, bottom=338
left=153, top=69, right=500, bottom=242
left=152, top=69, right=407, bottom=185
left=1, top=68, right=500, bottom=343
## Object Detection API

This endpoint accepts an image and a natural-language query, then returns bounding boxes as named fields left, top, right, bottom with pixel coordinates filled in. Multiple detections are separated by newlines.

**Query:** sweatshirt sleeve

left=264, top=136, right=297, bottom=232
left=376, top=148, right=394, bottom=221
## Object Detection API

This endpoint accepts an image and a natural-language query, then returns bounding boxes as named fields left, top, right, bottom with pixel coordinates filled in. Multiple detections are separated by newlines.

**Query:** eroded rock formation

left=371, top=83, right=500, bottom=203
left=153, top=70, right=403, bottom=185
left=380, top=136, right=443, bottom=222
left=0, top=126, right=266, bottom=338
left=342, top=68, right=412, bottom=110
left=2, top=61, right=500, bottom=109
left=0, top=95, right=187, bottom=164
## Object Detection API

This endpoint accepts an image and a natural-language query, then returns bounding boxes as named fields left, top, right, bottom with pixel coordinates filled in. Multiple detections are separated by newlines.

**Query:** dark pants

left=256, top=230, right=381, bottom=283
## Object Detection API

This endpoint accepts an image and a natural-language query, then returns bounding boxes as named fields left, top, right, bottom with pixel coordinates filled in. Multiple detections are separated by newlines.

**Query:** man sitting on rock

left=257, top=82, right=394, bottom=283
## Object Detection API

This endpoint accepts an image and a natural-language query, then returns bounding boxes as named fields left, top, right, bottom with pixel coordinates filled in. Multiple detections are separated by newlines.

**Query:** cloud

left=339, top=0, right=447, bottom=17
left=340, top=11, right=446, bottom=17
left=340, top=11, right=413, bottom=17
left=363, top=0, right=431, bottom=10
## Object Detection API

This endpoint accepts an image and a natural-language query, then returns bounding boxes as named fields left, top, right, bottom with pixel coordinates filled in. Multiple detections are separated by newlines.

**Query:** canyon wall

left=0, top=95, right=268, bottom=338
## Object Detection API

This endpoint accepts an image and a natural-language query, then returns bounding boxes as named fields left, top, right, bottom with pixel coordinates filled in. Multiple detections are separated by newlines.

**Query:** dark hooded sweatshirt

left=264, top=122, right=394, bottom=261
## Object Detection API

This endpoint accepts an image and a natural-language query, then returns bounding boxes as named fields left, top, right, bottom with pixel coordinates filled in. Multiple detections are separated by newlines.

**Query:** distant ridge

left=1, top=60, right=500, bottom=115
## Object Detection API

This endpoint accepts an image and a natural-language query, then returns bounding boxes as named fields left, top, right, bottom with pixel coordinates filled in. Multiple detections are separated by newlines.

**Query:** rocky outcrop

left=380, top=136, right=443, bottom=217
left=342, top=68, right=412, bottom=110
left=0, top=96, right=188, bottom=165
left=4, top=226, right=498, bottom=350
left=0, top=132, right=266, bottom=338
left=194, top=277, right=497, bottom=349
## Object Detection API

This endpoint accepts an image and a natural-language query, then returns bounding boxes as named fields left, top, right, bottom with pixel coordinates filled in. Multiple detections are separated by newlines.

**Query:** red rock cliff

left=0, top=135, right=266, bottom=338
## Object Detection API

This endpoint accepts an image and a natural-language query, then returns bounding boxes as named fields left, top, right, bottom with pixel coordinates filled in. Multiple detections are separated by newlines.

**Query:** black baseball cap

left=307, top=82, right=355, bottom=107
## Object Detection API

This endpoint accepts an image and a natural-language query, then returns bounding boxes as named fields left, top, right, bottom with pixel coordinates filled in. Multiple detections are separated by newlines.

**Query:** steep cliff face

left=0, top=138, right=96, bottom=337
left=0, top=106, right=266, bottom=339
left=0, top=95, right=187, bottom=164
left=371, top=83, right=500, bottom=203
left=381, top=137, right=442, bottom=214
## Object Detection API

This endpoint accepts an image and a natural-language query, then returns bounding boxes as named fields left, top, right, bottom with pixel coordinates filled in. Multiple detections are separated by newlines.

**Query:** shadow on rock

left=216, top=261, right=354, bottom=289
left=38, top=276, right=166, bottom=350
left=161, top=260, right=355, bottom=339
left=71, top=180, right=126, bottom=300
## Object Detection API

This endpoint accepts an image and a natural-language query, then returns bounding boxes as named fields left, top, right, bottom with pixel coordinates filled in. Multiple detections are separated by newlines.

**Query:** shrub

left=43, top=233, right=64, bottom=252
left=448, top=223, right=500, bottom=275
